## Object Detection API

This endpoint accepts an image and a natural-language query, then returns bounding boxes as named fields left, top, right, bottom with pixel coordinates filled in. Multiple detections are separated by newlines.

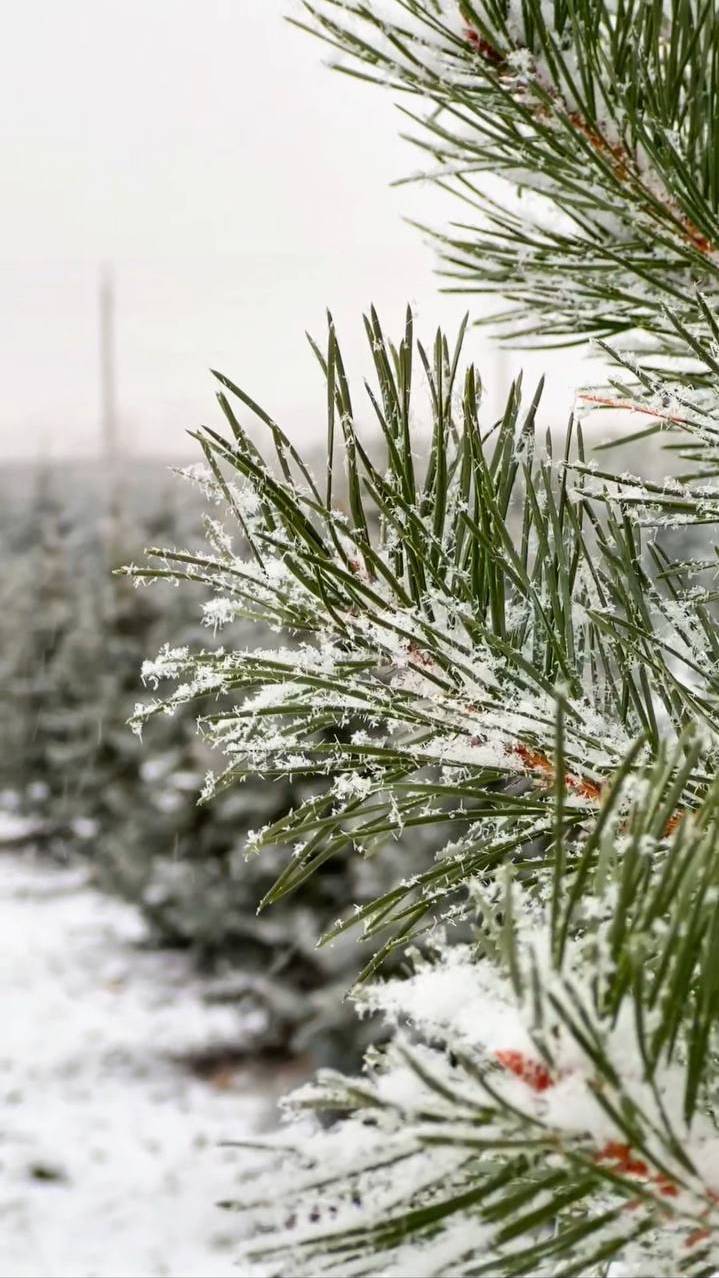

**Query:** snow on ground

left=0, top=849, right=291, bottom=1278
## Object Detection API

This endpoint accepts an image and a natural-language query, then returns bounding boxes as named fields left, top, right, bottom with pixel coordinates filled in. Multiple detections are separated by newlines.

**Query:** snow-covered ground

left=0, top=847, right=291, bottom=1278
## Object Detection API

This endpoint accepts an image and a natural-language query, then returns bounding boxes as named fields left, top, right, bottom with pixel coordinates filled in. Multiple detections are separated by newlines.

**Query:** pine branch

left=298, top=0, right=719, bottom=350
left=123, top=8, right=719, bottom=1272
left=127, top=311, right=719, bottom=962
left=228, top=738, right=719, bottom=1277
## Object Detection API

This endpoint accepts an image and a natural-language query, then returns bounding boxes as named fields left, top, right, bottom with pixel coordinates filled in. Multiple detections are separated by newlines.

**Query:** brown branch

left=463, top=26, right=505, bottom=67
left=595, top=1142, right=678, bottom=1198
left=576, top=394, right=689, bottom=427
left=462, top=26, right=716, bottom=257
left=495, top=1049, right=554, bottom=1091
left=509, top=741, right=603, bottom=801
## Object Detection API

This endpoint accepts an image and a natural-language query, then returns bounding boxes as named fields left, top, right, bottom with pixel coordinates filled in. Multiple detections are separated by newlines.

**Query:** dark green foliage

left=116, top=3, right=719, bottom=1269
left=0, top=462, right=431, bottom=1066
left=299, top=0, right=719, bottom=354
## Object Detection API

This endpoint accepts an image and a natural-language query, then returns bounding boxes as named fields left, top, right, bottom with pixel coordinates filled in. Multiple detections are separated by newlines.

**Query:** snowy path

left=0, top=851, right=287, bottom=1278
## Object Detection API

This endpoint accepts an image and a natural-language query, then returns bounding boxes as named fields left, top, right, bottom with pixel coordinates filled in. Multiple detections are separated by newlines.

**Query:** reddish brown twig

left=462, top=25, right=716, bottom=257
left=495, top=1049, right=555, bottom=1091
left=577, top=394, right=689, bottom=427
left=509, top=742, right=603, bottom=801
left=595, top=1142, right=678, bottom=1198
left=463, top=26, right=504, bottom=66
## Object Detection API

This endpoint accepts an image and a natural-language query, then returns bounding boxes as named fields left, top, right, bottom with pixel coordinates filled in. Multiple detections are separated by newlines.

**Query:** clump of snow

left=0, top=811, right=46, bottom=845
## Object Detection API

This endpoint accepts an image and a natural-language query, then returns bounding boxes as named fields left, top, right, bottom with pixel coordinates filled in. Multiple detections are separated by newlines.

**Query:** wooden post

left=99, top=267, right=124, bottom=563
left=99, top=267, right=117, bottom=461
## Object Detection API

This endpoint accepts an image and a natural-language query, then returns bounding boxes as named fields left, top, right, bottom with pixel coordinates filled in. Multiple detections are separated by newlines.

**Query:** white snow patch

left=0, top=850, right=287, bottom=1278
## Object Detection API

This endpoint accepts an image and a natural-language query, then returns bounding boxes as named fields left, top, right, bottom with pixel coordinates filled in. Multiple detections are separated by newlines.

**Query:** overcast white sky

left=0, top=0, right=590, bottom=459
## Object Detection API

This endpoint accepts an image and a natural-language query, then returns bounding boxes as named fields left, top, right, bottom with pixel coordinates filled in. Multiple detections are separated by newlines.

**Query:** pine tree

left=130, top=2, right=719, bottom=1273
